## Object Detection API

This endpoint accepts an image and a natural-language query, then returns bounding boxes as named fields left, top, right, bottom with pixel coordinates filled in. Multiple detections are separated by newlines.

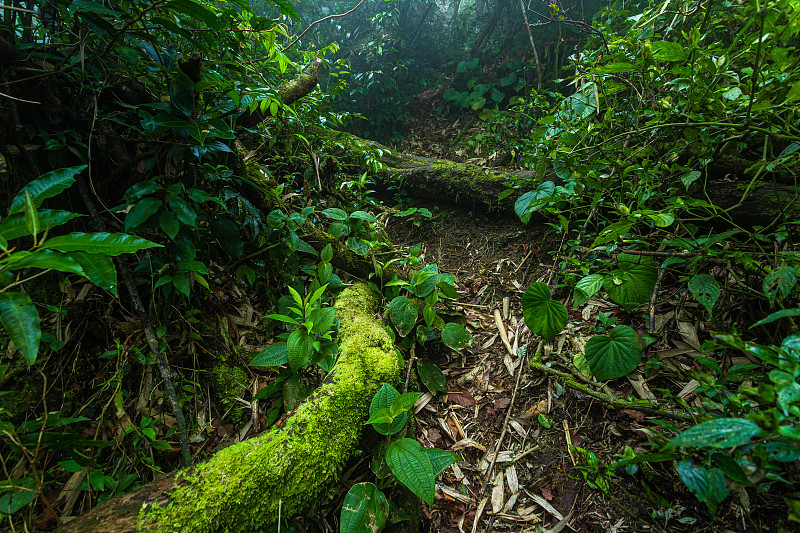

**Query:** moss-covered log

left=303, top=128, right=799, bottom=225
left=57, top=284, right=400, bottom=533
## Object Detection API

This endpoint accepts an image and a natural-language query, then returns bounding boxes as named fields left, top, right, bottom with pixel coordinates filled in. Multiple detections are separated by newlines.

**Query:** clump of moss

left=208, top=364, right=249, bottom=424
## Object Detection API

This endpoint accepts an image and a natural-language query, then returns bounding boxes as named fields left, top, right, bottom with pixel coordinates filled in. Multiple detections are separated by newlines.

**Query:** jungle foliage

left=1, top=0, right=800, bottom=530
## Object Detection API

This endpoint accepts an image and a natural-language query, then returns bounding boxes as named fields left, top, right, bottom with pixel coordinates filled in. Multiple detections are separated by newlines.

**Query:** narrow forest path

left=371, top=206, right=631, bottom=532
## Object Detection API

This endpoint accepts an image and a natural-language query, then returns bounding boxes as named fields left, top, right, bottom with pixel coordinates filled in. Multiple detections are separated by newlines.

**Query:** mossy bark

left=57, top=284, right=400, bottom=533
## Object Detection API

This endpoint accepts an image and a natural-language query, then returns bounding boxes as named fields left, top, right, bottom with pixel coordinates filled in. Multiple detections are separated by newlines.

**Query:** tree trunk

left=57, top=284, right=400, bottom=533
left=471, top=0, right=508, bottom=57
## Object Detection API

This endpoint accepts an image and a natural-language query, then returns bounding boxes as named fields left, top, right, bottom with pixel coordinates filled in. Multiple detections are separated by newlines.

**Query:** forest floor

left=374, top=201, right=758, bottom=533
left=355, top=101, right=786, bottom=533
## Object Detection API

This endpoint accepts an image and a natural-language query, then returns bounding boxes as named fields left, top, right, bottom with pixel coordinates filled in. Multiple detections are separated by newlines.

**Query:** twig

left=281, top=0, right=367, bottom=52
left=649, top=266, right=667, bottom=333
left=529, top=360, right=693, bottom=421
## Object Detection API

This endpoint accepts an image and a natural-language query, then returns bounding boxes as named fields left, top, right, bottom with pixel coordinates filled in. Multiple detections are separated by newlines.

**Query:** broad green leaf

left=603, top=253, right=657, bottom=311
left=369, top=383, right=405, bottom=436
left=689, top=274, right=720, bottom=317
left=125, top=197, right=162, bottom=231
left=441, top=322, right=471, bottom=350
left=385, top=438, right=435, bottom=505
left=322, top=208, right=348, bottom=221
left=426, top=448, right=461, bottom=477
left=309, top=307, right=336, bottom=334
left=40, top=232, right=162, bottom=255
left=318, top=261, right=332, bottom=284
left=328, top=222, right=348, bottom=237
left=750, top=308, right=800, bottom=328
left=592, top=219, right=634, bottom=247
left=417, top=360, right=447, bottom=393
left=522, top=282, right=568, bottom=340
left=250, top=342, right=288, bottom=367
left=159, top=210, right=180, bottom=240
left=389, top=296, right=417, bottom=337
left=364, top=408, right=394, bottom=425
left=646, top=212, right=674, bottom=227
left=8, top=166, right=85, bottom=215
left=2, top=250, right=86, bottom=276
left=410, top=265, right=440, bottom=297
left=390, top=392, right=423, bottom=418
left=340, top=482, right=389, bottom=533
left=722, top=86, right=743, bottom=101
left=168, top=197, right=198, bottom=227
left=287, top=329, right=313, bottom=371
left=676, top=460, right=729, bottom=514
left=515, top=181, right=555, bottom=224
left=70, top=252, right=118, bottom=296
left=423, top=305, right=436, bottom=328
left=347, top=237, right=369, bottom=256
left=350, top=210, right=376, bottom=222
left=651, top=41, right=688, bottom=61
left=437, top=280, right=459, bottom=299
left=23, top=191, right=39, bottom=242
left=321, top=244, right=333, bottom=262
left=0, top=292, right=41, bottom=365
left=763, top=265, right=797, bottom=306
left=584, top=325, right=641, bottom=381
left=0, top=210, right=82, bottom=241
left=574, top=274, right=604, bottom=307
left=666, top=418, right=761, bottom=449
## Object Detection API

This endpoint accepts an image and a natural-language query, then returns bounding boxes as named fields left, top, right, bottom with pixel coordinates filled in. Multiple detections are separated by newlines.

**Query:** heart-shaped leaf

left=522, top=282, right=568, bottom=340
left=603, top=253, right=657, bottom=311
left=689, top=274, right=720, bottom=317
left=585, top=325, right=641, bottom=380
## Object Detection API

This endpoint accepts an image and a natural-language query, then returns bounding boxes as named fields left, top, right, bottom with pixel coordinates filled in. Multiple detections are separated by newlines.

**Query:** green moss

left=209, top=364, right=248, bottom=418
left=0, top=377, right=35, bottom=418
left=139, top=284, right=400, bottom=532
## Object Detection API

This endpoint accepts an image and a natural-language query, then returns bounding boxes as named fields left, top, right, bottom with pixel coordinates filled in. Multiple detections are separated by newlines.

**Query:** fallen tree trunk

left=307, top=128, right=800, bottom=226
left=57, top=284, right=400, bottom=533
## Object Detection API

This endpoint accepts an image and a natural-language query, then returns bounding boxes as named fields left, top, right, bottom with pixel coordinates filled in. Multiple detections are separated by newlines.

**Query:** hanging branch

left=281, top=0, right=367, bottom=52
